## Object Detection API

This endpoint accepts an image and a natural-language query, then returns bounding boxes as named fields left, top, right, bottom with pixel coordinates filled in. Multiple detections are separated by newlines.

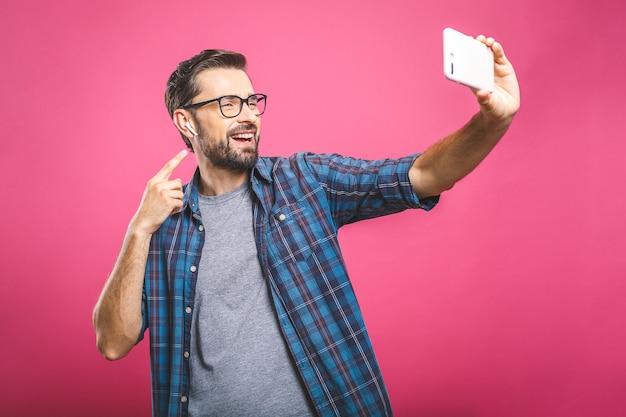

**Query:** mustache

left=228, top=124, right=258, bottom=136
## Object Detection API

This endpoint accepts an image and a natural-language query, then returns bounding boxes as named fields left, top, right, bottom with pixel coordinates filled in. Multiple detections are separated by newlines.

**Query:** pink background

left=1, top=0, right=625, bottom=416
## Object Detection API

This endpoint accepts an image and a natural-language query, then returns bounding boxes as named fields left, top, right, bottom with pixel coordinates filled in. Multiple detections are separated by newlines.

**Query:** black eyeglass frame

left=182, top=94, right=267, bottom=118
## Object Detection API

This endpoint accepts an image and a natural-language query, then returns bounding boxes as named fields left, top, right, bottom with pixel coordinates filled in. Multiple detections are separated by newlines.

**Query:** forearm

left=93, top=224, right=151, bottom=360
left=409, top=34, right=520, bottom=199
left=93, top=150, right=187, bottom=360
left=410, top=112, right=512, bottom=198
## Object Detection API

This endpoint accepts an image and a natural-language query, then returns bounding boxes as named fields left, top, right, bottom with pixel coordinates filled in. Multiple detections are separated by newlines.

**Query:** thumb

left=476, top=89, right=491, bottom=106
left=476, top=89, right=499, bottom=117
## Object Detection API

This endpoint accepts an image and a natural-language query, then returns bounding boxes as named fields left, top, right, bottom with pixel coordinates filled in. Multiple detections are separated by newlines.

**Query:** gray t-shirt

left=188, top=183, right=316, bottom=417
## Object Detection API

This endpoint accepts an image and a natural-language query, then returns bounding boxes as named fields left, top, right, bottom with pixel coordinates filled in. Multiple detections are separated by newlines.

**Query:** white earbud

left=185, top=121, right=199, bottom=137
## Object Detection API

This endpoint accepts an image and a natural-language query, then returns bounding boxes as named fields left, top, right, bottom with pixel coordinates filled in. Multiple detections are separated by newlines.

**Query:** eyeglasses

left=183, top=94, right=267, bottom=118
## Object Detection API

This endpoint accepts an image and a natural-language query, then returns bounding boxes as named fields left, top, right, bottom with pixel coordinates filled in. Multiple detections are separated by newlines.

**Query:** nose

left=236, top=102, right=258, bottom=123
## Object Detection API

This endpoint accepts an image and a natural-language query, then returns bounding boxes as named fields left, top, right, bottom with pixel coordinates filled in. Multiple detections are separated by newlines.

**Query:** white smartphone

left=443, top=27, right=494, bottom=92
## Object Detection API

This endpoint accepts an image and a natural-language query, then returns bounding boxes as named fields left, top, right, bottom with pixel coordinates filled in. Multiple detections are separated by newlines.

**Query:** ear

left=173, top=109, right=197, bottom=140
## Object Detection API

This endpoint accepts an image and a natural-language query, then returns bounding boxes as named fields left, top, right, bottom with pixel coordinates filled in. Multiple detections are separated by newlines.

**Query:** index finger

left=154, top=149, right=189, bottom=181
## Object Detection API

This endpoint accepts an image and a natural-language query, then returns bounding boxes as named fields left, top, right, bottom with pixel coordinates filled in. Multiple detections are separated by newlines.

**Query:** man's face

left=189, top=68, right=261, bottom=170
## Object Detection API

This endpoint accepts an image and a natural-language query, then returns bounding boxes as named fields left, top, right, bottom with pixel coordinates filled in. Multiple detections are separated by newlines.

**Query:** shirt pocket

left=268, top=203, right=320, bottom=265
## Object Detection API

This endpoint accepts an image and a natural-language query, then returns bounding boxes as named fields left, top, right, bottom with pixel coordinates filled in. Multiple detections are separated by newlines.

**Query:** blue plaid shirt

left=139, top=152, right=438, bottom=417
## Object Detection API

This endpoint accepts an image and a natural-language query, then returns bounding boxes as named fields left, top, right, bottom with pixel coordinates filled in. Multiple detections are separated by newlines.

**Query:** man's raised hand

left=474, top=35, right=521, bottom=124
left=130, top=150, right=189, bottom=236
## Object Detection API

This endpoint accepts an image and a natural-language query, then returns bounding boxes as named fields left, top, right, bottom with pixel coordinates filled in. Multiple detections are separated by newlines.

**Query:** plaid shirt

left=140, top=152, right=438, bottom=417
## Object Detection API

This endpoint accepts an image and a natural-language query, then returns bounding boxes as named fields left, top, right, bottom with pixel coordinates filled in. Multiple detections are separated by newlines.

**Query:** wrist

left=127, top=216, right=157, bottom=241
left=475, top=111, right=514, bottom=135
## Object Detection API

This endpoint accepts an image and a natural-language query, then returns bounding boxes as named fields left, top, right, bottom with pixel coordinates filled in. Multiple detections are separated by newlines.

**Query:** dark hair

left=165, top=49, right=248, bottom=148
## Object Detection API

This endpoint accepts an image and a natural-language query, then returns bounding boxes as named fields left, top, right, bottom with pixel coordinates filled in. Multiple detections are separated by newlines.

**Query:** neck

left=196, top=163, right=250, bottom=197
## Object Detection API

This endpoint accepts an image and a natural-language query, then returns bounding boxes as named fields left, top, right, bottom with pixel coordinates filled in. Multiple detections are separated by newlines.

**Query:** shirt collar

left=179, top=168, right=201, bottom=215
left=250, top=157, right=273, bottom=183
left=179, top=158, right=273, bottom=215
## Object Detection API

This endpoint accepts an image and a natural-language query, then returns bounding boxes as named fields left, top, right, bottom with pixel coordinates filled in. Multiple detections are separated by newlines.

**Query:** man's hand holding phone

left=443, top=27, right=520, bottom=125
left=473, top=34, right=521, bottom=124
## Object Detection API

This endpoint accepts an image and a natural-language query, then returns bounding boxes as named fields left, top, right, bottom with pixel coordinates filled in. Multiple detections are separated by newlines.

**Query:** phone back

left=443, top=27, right=494, bottom=92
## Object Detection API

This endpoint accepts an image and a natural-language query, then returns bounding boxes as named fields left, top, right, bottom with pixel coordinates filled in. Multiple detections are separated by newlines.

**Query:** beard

left=195, top=123, right=259, bottom=171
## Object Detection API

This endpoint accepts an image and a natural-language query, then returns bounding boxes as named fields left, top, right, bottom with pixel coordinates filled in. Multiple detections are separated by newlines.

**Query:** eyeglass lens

left=220, top=95, right=266, bottom=117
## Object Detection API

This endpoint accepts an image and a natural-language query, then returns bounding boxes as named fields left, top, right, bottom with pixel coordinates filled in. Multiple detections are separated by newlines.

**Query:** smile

left=230, top=131, right=256, bottom=143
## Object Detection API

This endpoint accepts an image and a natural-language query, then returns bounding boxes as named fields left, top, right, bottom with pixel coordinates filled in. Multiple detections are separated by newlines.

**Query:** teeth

left=231, top=133, right=254, bottom=140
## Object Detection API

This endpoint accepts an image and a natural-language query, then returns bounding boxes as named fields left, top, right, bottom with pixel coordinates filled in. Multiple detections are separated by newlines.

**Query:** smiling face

left=187, top=68, right=261, bottom=171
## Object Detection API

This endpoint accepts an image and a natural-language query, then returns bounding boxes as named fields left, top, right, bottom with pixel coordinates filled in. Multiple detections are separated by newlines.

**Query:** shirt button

left=185, top=307, right=192, bottom=314
left=199, top=225, right=204, bottom=232
left=181, top=395, right=188, bottom=403
left=278, top=213, right=286, bottom=221
left=190, top=265, right=197, bottom=273
left=184, top=351, right=190, bottom=358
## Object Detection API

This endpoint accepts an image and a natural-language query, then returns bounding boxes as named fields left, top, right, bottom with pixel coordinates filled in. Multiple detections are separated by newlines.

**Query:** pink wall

left=1, top=0, right=625, bottom=416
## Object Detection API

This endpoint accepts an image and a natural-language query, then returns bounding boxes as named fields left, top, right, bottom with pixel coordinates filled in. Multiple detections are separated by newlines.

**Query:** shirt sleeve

left=300, top=152, right=439, bottom=226
left=136, top=236, right=158, bottom=344
left=137, top=283, right=148, bottom=343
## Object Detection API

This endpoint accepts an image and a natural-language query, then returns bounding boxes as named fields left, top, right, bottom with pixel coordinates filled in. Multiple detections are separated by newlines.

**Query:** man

left=93, top=35, right=520, bottom=417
